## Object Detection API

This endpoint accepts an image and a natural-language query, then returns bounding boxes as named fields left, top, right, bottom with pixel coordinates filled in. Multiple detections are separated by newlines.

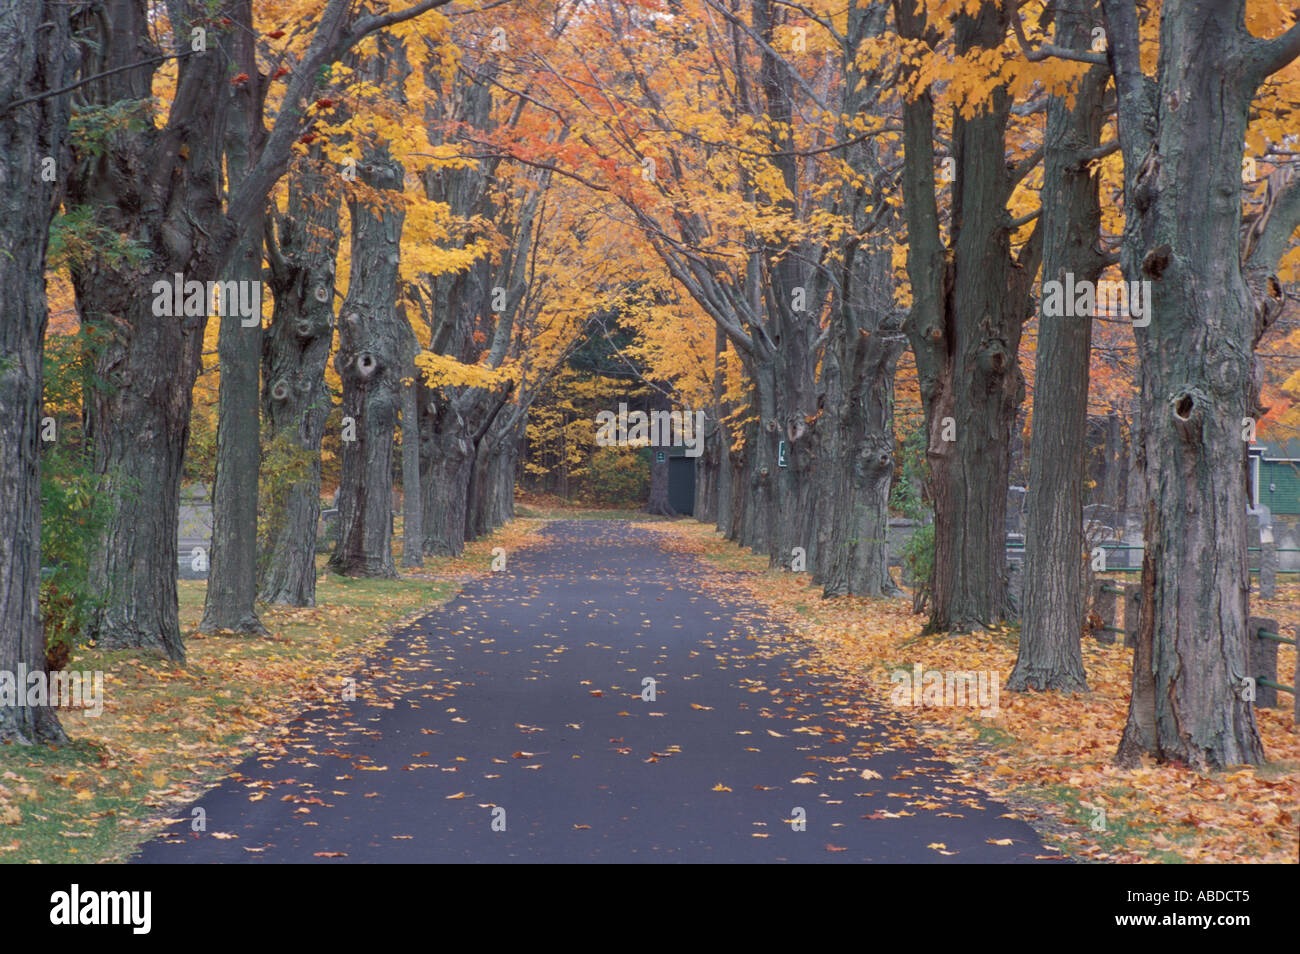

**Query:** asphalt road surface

left=134, top=520, right=1058, bottom=863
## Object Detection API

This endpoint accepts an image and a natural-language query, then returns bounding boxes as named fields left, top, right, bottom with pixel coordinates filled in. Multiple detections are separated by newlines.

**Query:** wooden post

left=1092, top=580, right=1117, bottom=644
left=1248, top=617, right=1279, bottom=709
left=1123, top=584, right=1141, bottom=650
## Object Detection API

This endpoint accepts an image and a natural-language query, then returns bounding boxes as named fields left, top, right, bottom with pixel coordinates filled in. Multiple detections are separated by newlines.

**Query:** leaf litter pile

left=642, top=520, right=1299, bottom=864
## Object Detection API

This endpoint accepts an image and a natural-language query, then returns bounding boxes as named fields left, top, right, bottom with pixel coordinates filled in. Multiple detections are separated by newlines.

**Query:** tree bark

left=420, top=381, right=474, bottom=556
left=202, top=25, right=268, bottom=633
left=817, top=289, right=906, bottom=598
left=329, top=151, right=406, bottom=579
left=400, top=364, right=423, bottom=567
left=1102, top=0, right=1300, bottom=767
left=812, top=2, right=901, bottom=598
left=259, top=159, right=341, bottom=606
left=66, top=1, right=236, bottom=663
left=1009, top=0, right=1106, bottom=692
left=0, top=0, right=72, bottom=744
left=894, top=0, right=1041, bottom=632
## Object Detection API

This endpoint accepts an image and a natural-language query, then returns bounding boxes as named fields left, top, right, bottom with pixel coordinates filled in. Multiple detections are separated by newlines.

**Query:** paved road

left=135, top=520, right=1057, bottom=863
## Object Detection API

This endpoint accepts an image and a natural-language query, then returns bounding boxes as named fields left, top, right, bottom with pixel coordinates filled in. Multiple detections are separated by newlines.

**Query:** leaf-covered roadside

left=646, top=520, right=1299, bottom=864
left=0, top=519, right=544, bottom=864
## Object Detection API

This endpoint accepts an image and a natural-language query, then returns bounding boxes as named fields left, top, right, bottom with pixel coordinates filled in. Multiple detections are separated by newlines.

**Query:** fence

left=1088, top=581, right=1140, bottom=648
left=1248, top=618, right=1298, bottom=721
left=1087, top=587, right=1298, bottom=722
left=1010, top=540, right=1300, bottom=598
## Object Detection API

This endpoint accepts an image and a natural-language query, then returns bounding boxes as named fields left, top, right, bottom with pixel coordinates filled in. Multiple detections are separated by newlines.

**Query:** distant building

left=1250, top=440, right=1300, bottom=517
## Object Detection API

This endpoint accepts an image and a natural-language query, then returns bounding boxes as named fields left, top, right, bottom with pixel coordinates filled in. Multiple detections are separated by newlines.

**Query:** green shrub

left=40, top=329, right=117, bottom=670
left=579, top=445, right=649, bottom=506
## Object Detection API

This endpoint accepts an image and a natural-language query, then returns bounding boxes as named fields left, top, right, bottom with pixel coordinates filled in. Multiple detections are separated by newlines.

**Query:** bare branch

left=1007, top=0, right=1108, bottom=64
left=1250, top=16, right=1300, bottom=80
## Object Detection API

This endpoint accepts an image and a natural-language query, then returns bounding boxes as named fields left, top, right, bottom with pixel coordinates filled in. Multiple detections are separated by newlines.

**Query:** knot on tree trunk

left=356, top=352, right=379, bottom=380
left=1169, top=387, right=1207, bottom=443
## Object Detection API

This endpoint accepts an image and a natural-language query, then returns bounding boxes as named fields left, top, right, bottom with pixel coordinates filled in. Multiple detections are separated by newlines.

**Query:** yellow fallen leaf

left=712, top=783, right=733, bottom=792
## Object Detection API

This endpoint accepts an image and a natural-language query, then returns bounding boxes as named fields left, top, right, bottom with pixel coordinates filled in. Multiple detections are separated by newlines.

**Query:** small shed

left=1252, top=441, right=1300, bottom=517
left=667, top=446, right=696, bottom=516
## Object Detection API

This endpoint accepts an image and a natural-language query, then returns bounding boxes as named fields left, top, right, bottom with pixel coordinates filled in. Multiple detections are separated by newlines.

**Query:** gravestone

left=887, top=518, right=920, bottom=569
left=177, top=484, right=212, bottom=580
left=1082, top=503, right=1118, bottom=535
left=319, top=508, right=340, bottom=550
left=1006, top=486, right=1027, bottom=535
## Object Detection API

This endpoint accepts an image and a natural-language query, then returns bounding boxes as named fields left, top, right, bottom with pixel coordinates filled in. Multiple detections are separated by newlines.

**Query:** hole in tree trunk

left=1174, top=394, right=1194, bottom=419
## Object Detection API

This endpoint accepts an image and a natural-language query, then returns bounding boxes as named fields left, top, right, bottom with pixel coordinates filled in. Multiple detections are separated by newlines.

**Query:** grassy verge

left=0, top=519, right=540, bottom=864
left=513, top=491, right=671, bottom=522
left=643, top=519, right=1300, bottom=864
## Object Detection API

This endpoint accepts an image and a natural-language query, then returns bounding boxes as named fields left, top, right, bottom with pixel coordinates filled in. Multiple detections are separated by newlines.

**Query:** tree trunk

left=200, top=2, right=267, bottom=635
left=420, top=390, right=474, bottom=556
left=400, top=370, right=423, bottom=567
left=1102, top=0, right=1299, bottom=767
left=468, top=419, right=516, bottom=538
left=817, top=303, right=906, bottom=597
left=1009, top=0, right=1106, bottom=692
left=65, top=3, right=236, bottom=663
left=201, top=231, right=267, bottom=634
left=714, top=332, right=734, bottom=537
left=0, top=0, right=72, bottom=744
left=694, top=336, right=721, bottom=526
left=894, top=0, right=1040, bottom=633
left=259, top=159, right=341, bottom=606
left=328, top=152, right=406, bottom=579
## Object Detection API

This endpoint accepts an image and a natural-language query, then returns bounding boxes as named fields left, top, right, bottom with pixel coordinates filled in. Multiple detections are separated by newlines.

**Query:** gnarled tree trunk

left=329, top=152, right=407, bottom=579
left=259, top=159, right=341, bottom=605
left=1103, top=0, right=1300, bottom=767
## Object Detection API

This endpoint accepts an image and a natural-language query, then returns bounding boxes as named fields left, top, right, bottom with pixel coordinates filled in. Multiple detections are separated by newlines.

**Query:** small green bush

left=579, top=445, right=649, bottom=506
left=40, top=330, right=116, bottom=670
